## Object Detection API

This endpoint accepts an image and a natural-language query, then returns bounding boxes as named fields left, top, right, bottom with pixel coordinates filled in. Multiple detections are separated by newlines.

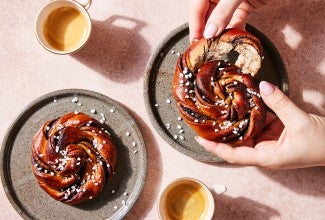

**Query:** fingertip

left=189, top=32, right=203, bottom=43
left=194, top=135, right=201, bottom=143
left=203, top=23, right=218, bottom=39
left=259, top=81, right=275, bottom=96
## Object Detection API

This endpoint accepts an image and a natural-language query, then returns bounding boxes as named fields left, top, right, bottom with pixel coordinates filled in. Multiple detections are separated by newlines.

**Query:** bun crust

left=172, top=29, right=266, bottom=144
left=31, top=112, right=117, bottom=205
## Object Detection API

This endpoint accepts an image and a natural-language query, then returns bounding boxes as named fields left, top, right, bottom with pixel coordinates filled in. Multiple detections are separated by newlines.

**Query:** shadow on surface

left=245, top=0, right=325, bottom=198
left=259, top=167, right=325, bottom=198
left=248, top=0, right=325, bottom=115
left=72, top=15, right=151, bottom=83
left=212, top=193, right=280, bottom=220
left=75, top=123, right=132, bottom=211
left=121, top=105, right=163, bottom=219
left=206, top=161, right=325, bottom=198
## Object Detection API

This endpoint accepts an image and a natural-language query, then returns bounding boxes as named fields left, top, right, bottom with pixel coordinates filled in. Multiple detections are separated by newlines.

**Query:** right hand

left=196, top=81, right=325, bottom=169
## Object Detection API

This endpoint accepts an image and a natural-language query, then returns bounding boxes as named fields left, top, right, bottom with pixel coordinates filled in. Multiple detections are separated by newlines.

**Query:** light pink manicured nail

left=203, top=23, right=218, bottom=39
left=259, top=81, right=275, bottom=96
left=194, top=136, right=201, bottom=143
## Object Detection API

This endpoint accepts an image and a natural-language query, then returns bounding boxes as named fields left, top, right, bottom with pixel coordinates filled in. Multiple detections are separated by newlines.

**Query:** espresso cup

left=159, top=178, right=215, bottom=220
left=35, top=0, right=92, bottom=54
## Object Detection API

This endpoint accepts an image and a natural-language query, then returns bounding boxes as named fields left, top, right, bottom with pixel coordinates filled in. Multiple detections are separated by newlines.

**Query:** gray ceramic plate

left=144, top=23, right=288, bottom=162
left=0, top=89, right=147, bottom=220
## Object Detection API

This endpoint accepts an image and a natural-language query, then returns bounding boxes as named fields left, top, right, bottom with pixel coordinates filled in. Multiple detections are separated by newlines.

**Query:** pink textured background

left=0, top=0, right=324, bottom=219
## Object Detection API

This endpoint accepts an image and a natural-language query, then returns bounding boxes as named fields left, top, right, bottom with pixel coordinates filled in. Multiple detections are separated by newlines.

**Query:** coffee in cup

left=159, top=178, right=215, bottom=220
left=35, top=0, right=92, bottom=54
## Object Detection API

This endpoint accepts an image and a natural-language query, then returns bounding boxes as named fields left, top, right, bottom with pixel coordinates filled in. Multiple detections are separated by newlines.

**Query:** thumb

left=259, top=81, right=308, bottom=129
left=203, top=0, right=243, bottom=38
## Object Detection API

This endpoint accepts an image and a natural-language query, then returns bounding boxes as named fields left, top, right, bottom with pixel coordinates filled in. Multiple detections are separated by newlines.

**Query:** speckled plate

left=0, top=89, right=147, bottom=220
left=144, top=23, right=288, bottom=162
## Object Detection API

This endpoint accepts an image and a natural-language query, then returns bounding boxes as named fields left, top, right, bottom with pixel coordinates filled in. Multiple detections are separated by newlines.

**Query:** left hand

left=188, top=0, right=271, bottom=42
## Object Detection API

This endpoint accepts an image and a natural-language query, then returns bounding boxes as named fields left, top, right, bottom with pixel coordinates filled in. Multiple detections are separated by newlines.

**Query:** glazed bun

left=172, top=29, right=266, bottom=144
left=31, top=112, right=117, bottom=205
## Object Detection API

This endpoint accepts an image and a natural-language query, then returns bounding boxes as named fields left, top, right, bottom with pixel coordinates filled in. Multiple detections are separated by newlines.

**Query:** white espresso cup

left=159, top=178, right=215, bottom=220
left=35, top=0, right=92, bottom=54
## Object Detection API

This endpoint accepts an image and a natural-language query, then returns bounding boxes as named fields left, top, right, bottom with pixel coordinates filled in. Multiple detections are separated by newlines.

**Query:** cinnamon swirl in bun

left=172, top=29, right=266, bottom=144
left=31, top=112, right=117, bottom=205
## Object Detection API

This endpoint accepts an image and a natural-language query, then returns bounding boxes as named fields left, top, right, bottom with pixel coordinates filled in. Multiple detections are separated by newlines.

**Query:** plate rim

left=143, top=22, right=289, bottom=162
left=0, top=88, right=147, bottom=220
left=144, top=23, right=223, bottom=162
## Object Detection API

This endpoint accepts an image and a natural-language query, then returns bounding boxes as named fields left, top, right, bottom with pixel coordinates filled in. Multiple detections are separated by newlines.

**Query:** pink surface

left=1, top=0, right=324, bottom=219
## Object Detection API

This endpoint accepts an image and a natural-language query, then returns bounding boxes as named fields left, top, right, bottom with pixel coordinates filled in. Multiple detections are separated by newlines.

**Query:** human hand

left=189, top=0, right=272, bottom=42
left=195, top=81, right=325, bottom=169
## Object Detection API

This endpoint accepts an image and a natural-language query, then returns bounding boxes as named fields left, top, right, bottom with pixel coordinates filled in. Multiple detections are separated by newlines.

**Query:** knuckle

left=211, top=10, right=231, bottom=25
left=263, top=163, right=281, bottom=170
left=225, top=158, right=236, bottom=164
left=260, top=150, right=283, bottom=169
left=225, top=157, right=236, bottom=164
left=272, top=92, right=290, bottom=112
left=216, top=11, right=231, bottom=24
left=222, top=151, right=237, bottom=164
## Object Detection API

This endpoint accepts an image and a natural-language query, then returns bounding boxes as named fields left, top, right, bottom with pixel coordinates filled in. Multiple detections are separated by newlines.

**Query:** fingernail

left=195, top=136, right=204, bottom=145
left=204, top=23, right=218, bottom=39
left=259, top=81, right=275, bottom=96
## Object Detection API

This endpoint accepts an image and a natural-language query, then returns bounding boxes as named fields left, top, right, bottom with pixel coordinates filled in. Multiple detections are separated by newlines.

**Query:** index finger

left=196, top=136, right=275, bottom=166
left=188, top=0, right=211, bottom=42
left=204, top=0, right=243, bottom=38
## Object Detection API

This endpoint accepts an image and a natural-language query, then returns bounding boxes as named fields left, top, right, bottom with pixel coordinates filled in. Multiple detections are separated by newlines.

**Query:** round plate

left=144, top=23, right=288, bottom=162
left=0, top=89, right=147, bottom=220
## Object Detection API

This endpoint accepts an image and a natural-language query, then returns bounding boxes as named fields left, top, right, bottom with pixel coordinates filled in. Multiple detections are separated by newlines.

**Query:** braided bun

left=172, top=29, right=266, bottom=144
left=31, top=112, right=117, bottom=205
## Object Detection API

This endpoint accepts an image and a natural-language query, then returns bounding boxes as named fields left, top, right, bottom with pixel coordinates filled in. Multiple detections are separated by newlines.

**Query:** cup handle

left=75, top=0, right=92, bottom=10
